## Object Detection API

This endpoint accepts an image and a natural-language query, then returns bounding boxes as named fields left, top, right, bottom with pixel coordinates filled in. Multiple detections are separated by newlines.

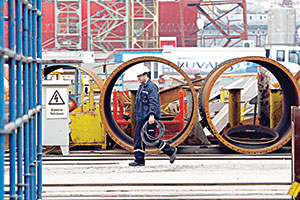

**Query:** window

left=153, top=63, right=158, bottom=79
left=289, top=50, right=300, bottom=65
left=276, top=50, right=285, bottom=62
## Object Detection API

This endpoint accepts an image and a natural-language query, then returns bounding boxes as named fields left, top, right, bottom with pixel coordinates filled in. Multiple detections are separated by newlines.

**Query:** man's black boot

left=169, top=147, right=177, bottom=164
left=129, top=161, right=145, bottom=167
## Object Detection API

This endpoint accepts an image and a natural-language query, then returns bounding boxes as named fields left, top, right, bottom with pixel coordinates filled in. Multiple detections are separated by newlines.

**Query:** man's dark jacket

left=134, top=79, right=161, bottom=121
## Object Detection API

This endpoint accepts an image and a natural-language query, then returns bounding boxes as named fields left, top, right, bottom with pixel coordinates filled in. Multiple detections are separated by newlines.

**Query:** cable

left=140, top=120, right=166, bottom=153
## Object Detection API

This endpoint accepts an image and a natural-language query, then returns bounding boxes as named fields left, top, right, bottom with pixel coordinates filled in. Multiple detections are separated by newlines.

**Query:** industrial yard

left=39, top=152, right=291, bottom=199
left=2, top=0, right=300, bottom=200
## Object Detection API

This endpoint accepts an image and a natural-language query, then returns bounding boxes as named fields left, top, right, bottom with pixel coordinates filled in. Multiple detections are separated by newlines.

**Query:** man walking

left=129, top=65, right=177, bottom=167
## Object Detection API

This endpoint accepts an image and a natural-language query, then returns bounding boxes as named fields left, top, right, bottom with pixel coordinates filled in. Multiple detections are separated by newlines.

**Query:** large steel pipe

left=295, top=70, right=300, bottom=85
left=43, top=65, right=104, bottom=91
left=100, top=57, right=198, bottom=153
left=199, top=56, right=300, bottom=154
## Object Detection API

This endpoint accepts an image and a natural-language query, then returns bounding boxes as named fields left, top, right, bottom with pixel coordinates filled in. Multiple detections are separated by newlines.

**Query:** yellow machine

left=270, top=88, right=282, bottom=129
left=69, top=89, right=106, bottom=149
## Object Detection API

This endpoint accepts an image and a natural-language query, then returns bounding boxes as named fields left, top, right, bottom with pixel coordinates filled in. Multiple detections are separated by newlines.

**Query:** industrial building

left=2, top=0, right=300, bottom=199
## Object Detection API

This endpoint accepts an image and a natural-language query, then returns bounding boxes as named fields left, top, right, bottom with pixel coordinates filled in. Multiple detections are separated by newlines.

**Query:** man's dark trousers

left=133, top=119, right=175, bottom=164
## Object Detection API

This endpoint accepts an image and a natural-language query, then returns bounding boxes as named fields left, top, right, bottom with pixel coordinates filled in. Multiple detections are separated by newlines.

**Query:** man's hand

left=149, top=115, right=155, bottom=124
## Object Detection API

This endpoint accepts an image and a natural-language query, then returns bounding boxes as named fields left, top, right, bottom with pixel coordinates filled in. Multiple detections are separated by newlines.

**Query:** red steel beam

left=188, top=0, right=248, bottom=47
left=179, top=0, right=186, bottom=47
left=188, top=0, right=243, bottom=6
left=241, top=0, right=248, bottom=40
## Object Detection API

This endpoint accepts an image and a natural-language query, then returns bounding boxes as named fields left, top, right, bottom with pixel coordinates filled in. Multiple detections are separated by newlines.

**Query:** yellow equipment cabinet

left=69, top=91, right=106, bottom=149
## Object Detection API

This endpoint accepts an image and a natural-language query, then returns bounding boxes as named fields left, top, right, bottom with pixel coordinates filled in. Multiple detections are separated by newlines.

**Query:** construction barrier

left=0, top=0, right=43, bottom=199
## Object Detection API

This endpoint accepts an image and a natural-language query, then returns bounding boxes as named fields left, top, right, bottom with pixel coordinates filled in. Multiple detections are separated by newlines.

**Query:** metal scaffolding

left=85, top=0, right=159, bottom=52
left=53, top=0, right=159, bottom=51
left=188, top=0, right=248, bottom=47
left=129, top=0, right=159, bottom=48
left=1, top=0, right=43, bottom=199
left=55, top=0, right=82, bottom=49
left=86, top=0, right=129, bottom=52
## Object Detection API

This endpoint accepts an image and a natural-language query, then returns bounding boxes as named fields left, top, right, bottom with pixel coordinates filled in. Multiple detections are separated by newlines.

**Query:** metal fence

left=1, top=0, right=43, bottom=199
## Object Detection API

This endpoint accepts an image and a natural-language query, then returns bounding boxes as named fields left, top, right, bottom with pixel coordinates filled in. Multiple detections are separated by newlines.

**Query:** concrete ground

left=42, top=155, right=292, bottom=199
left=4, top=154, right=293, bottom=199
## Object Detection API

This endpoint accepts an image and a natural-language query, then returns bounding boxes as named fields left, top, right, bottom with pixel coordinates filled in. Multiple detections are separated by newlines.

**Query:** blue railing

left=1, top=0, right=43, bottom=199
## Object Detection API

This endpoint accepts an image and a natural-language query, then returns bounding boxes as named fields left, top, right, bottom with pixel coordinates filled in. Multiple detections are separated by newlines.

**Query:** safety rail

left=1, top=0, right=43, bottom=200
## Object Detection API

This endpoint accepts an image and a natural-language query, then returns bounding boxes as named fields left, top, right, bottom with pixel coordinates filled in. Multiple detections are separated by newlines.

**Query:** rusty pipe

left=99, top=56, right=198, bottom=153
left=228, top=88, right=242, bottom=127
left=43, top=65, right=104, bottom=91
left=295, top=70, right=300, bottom=86
left=199, top=56, right=300, bottom=154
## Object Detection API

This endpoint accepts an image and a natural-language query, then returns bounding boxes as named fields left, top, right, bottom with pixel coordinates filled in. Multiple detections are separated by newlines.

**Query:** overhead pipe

left=43, top=65, right=104, bottom=92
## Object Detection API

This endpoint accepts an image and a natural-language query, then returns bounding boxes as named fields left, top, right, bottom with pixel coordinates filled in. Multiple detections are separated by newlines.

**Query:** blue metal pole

left=22, top=3, right=30, bottom=200
left=27, top=4, right=34, bottom=199
left=0, top=0, right=5, bottom=199
left=37, top=0, right=43, bottom=199
left=75, top=69, right=79, bottom=104
left=8, top=0, right=17, bottom=199
left=15, top=0, right=23, bottom=199
left=79, top=69, right=82, bottom=105
left=32, top=0, right=38, bottom=199
left=122, top=74, right=124, bottom=91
